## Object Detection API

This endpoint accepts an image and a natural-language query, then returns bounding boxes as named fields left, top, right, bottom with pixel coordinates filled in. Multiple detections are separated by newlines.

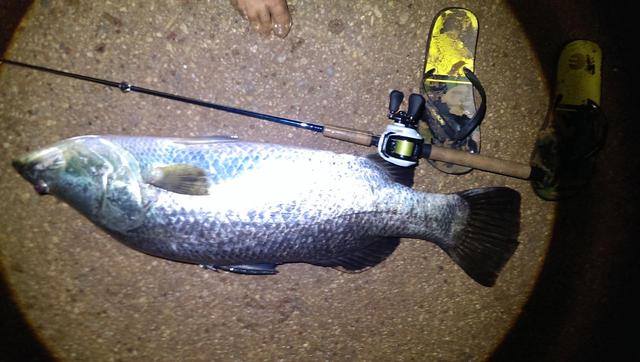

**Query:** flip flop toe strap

left=423, top=67, right=486, bottom=142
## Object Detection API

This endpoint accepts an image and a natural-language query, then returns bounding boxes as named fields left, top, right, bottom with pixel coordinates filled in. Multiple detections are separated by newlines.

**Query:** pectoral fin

left=147, top=164, right=210, bottom=195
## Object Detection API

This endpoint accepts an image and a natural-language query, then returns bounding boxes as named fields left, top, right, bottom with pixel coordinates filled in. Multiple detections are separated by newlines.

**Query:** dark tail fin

left=439, top=187, right=521, bottom=287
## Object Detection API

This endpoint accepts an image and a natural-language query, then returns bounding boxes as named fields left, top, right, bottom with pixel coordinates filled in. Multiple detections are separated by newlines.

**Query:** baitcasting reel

left=377, top=90, right=425, bottom=167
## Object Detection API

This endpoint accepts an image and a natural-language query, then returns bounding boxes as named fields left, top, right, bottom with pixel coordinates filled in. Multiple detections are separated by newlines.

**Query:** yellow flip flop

left=531, top=40, right=605, bottom=200
left=420, top=8, right=486, bottom=175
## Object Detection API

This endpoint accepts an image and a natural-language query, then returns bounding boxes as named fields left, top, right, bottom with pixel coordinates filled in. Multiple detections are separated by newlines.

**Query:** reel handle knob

left=388, top=90, right=404, bottom=114
left=407, top=93, right=425, bottom=120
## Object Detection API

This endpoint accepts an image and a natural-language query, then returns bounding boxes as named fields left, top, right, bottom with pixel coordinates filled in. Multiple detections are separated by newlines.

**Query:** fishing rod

left=0, top=58, right=542, bottom=180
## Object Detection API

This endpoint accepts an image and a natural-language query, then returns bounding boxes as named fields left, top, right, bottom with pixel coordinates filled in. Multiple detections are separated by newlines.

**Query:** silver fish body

left=13, top=135, right=520, bottom=286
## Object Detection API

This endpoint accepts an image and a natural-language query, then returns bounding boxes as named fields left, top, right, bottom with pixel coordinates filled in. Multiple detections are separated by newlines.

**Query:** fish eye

left=33, top=180, right=50, bottom=195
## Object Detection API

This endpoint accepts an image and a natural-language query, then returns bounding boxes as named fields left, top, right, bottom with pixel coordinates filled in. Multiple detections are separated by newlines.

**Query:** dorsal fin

left=365, top=154, right=415, bottom=187
left=147, top=164, right=210, bottom=195
left=313, top=237, right=400, bottom=272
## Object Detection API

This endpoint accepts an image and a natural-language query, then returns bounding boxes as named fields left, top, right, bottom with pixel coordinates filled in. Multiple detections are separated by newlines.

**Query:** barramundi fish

left=12, top=135, right=520, bottom=286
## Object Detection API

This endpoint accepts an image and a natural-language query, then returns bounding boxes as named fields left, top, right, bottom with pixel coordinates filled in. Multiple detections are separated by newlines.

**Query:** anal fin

left=314, top=237, right=400, bottom=272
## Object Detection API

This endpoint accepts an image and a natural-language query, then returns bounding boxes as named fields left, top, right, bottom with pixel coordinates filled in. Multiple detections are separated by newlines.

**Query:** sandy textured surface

left=0, top=1, right=553, bottom=360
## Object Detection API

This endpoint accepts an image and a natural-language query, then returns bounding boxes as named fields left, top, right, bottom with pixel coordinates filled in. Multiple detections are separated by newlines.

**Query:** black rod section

left=0, top=58, right=325, bottom=133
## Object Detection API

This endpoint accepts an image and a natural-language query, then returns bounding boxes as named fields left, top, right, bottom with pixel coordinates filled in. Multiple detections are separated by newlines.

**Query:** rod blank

left=0, top=58, right=325, bottom=133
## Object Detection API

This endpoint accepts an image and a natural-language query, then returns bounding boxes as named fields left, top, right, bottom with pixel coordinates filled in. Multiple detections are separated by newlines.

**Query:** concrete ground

left=0, top=1, right=635, bottom=361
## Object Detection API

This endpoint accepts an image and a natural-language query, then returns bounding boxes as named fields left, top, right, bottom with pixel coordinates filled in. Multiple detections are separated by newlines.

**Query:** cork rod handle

left=323, top=124, right=374, bottom=146
left=322, top=124, right=538, bottom=180
left=426, top=145, right=534, bottom=180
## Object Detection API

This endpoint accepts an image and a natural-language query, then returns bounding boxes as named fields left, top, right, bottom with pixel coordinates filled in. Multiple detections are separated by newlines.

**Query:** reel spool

left=378, top=90, right=425, bottom=167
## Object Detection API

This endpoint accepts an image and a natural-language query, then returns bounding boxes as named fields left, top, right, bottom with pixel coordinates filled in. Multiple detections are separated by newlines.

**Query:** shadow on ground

left=1, top=3, right=55, bottom=361
left=492, top=1, right=638, bottom=360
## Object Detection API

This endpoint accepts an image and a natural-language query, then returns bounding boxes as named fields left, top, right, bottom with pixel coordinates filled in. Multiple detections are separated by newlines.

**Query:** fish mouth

left=12, top=154, right=31, bottom=180
left=12, top=152, right=54, bottom=195
left=12, top=146, right=64, bottom=184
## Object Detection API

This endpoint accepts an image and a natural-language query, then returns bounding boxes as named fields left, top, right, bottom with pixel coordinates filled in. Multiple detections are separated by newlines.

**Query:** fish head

left=13, top=136, right=146, bottom=231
